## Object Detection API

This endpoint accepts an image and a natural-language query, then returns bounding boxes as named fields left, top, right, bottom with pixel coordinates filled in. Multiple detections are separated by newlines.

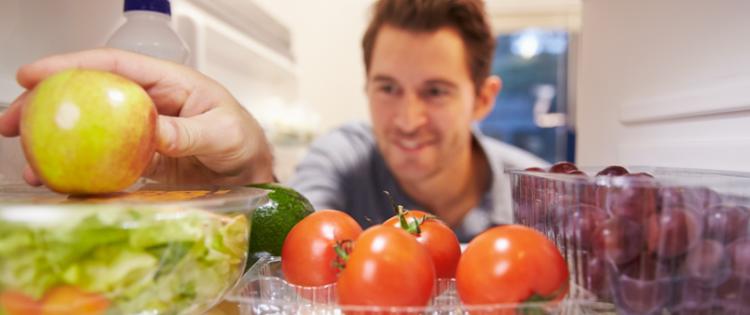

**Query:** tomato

left=384, top=210, right=461, bottom=279
left=281, top=209, right=362, bottom=287
left=456, top=225, right=569, bottom=306
left=1, top=286, right=109, bottom=315
left=1, top=291, right=42, bottom=315
left=337, top=225, right=436, bottom=308
left=42, top=286, right=109, bottom=315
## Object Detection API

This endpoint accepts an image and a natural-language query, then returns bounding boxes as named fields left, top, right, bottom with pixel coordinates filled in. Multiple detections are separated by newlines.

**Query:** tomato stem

left=395, top=204, right=423, bottom=235
left=363, top=216, right=374, bottom=224
left=396, top=205, right=409, bottom=228
left=332, top=240, right=353, bottom=271
left=383, top=190, right=400, bottom=215
left=383, top=190, right=430, bottom=236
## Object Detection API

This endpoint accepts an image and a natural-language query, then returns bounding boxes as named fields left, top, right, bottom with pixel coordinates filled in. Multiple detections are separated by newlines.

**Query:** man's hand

left=0, top=48, right=274, bottom=186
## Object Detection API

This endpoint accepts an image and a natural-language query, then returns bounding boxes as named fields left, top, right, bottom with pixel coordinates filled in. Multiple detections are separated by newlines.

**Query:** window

left=479, top=29, right=575, bottom=163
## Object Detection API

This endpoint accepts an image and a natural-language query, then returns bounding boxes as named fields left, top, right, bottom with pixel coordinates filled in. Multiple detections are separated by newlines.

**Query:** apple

left=20, top=69, right=157, bottom=195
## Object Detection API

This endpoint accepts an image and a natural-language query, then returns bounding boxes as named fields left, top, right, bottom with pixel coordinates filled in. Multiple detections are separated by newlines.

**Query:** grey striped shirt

left=288, top=122, right=548, bottom=242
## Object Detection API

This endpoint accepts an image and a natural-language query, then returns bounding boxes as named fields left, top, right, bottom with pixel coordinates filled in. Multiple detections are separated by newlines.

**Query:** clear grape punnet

left=508, top=166, right=750, bottom=315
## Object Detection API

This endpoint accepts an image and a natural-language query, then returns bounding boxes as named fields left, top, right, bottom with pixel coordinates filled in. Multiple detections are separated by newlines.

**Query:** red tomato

left=337, top=225, right=436, bottom=308
left=384, top=210, right=461, bottom=279
left=0, top=291, right=42, bottom=315
left=1, top=286, right=109, bottom=315
left=456, top=225, right=569, bottom=305
left=42, top=286, right=109, bottom=315
left=281, top=209, right=362, bottom=287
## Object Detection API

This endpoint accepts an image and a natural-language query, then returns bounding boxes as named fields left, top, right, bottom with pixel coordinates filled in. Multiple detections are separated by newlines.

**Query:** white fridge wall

left=577, top=0, right=750, bottom=172
left=171, top=0, right=298, bottom=108
left=253, top=0, right=372, bottom=133
left=0, top=0, right=122, bottom=102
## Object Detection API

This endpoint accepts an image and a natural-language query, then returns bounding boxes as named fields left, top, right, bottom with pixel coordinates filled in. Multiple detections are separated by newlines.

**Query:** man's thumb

left=156, top=116, right=200, bottom=157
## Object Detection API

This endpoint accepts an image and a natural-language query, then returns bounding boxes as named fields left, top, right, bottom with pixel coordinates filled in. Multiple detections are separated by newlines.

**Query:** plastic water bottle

left=106, top=0, right=189, bottom=64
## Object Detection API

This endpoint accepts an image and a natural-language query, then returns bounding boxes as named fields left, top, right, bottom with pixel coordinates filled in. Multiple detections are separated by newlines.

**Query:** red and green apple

left=20, top=69, right=157, bottom=195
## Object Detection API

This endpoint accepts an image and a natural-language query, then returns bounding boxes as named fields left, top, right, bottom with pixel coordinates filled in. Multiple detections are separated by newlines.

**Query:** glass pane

left=479, top=28, right=575, bottom=163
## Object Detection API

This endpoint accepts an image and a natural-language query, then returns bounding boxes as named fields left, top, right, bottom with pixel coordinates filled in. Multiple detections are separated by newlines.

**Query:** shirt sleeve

left=495, top=141, right=550, bottom=170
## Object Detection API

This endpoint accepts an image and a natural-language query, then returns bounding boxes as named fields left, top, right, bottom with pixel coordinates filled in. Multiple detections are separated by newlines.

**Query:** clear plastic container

left=0, top=183, right=267, bottom=315
left=106, top=0, right=189, bottom=64
left=508, top=166, right=750, bottom=315
left=225, top=256, right=612, bottom=315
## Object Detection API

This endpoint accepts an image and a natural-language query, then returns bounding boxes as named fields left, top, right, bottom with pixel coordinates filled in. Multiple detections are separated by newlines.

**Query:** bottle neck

left=124, top=10, right=172, bottom=22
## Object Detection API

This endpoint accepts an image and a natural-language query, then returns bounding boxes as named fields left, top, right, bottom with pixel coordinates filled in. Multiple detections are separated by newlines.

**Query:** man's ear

left=472, top=75, right=502, bottom=121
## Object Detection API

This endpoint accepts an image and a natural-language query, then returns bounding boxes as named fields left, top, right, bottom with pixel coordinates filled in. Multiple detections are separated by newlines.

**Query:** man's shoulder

left=476, top=133, right=549, bottom=170
left=289, top=122, right=384, bottom=213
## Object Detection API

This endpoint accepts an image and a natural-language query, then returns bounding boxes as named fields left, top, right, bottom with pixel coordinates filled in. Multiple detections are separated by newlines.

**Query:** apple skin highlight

left=20, top=69, right=157, bottom=195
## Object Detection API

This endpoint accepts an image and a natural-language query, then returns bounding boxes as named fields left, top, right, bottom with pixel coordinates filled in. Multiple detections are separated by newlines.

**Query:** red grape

left=550, top=161, right=578, bottom=174
left=597, top=165, right=629, bottom=177
left=593, top=217, right=644, bottom=265
left=681, top=239, right=730, bottom=287
left=647, top=207, right=703, bottom=258
left=705, top=205, right=750, bottom=244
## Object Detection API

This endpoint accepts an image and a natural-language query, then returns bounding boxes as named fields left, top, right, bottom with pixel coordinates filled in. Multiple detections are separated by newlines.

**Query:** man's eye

left=425, top=86, right=448, bottom=98
left=379, top=84, right=397, bottom=94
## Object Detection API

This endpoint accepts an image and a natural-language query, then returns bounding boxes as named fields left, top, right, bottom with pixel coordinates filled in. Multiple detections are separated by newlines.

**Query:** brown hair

left=362, top=0, right=495, bottom=94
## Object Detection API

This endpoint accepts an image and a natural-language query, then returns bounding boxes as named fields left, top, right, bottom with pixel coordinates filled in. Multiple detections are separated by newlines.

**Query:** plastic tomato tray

left=507, top=166, right=750, bottom=315
left=224, top=256, right=612, bottom=315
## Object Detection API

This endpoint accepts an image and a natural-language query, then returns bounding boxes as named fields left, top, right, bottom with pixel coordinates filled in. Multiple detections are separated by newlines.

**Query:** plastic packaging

left=106, top=0, right=189, bottom=64
left=225, top=256, right=610, bottom=314
left=0, top=183, right=266, bottom=315
left=508, top=166, right=750, bottom=315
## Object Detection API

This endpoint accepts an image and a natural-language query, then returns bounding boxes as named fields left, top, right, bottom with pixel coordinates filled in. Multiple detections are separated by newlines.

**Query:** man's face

left=367, top=25, right=486, bottom=182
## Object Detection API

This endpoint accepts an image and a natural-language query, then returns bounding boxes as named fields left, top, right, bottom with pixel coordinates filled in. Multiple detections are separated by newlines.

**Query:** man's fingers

left=156, top=115, right=206, bottom=158
left=0, top=91, right=30, bottom=137
left=16, top=48, right=191, bottom=116
left=156, top=108, right=246, bottom=159
left=18, top=48, right=166, bottom=89
left=22, top=165, right=42, bottom=187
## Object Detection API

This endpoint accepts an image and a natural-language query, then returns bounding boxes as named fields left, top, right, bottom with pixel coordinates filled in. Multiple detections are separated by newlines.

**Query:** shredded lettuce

left=0, top=206, right=249, bottom=315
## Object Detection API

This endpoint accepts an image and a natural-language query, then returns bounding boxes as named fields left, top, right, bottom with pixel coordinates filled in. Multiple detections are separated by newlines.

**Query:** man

left=289, top=0, right=546, bottom=242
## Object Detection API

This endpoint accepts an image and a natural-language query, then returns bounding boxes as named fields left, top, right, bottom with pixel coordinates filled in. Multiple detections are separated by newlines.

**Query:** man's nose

left=393, top=92, right=427, bottom=133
